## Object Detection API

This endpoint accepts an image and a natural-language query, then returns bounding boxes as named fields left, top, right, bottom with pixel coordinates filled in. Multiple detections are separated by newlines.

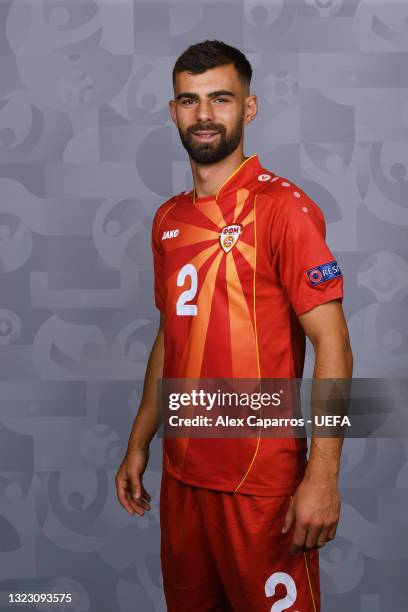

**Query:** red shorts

left=160, top=470, right=320, bottom=612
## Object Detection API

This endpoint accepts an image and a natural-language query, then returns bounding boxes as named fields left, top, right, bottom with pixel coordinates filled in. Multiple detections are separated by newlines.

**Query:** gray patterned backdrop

left=0, top=0, right=407, bottom=610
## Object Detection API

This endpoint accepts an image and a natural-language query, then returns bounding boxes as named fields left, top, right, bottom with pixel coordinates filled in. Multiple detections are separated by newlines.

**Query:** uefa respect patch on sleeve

left=307, top=261, right=342, bottom=286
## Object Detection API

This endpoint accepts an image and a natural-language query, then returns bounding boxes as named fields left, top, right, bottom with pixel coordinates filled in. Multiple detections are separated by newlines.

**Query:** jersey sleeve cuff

left=293, top=289, right=344, bottom=317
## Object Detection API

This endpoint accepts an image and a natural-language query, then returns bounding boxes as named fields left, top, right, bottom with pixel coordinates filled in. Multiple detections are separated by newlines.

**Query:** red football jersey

left=151, top=154, right=343, bottom=495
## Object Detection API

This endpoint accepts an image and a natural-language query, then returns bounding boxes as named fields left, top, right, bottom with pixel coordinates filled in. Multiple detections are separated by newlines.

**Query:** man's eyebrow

left=176, top=90, right=236, bottom=101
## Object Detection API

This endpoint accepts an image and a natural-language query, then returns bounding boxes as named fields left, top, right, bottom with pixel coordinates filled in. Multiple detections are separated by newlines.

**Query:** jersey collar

left=192, top=154, right=263, bottom=204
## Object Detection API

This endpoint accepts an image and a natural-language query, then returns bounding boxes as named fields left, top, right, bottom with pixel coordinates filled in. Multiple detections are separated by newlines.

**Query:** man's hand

left=115, top=315, right=164, bottom=517
left=281, top=472, right=341, bottom=555
left=115, top=448, right=152, bottom=516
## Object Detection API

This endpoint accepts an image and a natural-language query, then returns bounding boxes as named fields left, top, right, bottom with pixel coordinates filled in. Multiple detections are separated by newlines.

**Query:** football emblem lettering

left=220, top=224, right=242, bottom=253
left=307, top=260, right=342, bottom=286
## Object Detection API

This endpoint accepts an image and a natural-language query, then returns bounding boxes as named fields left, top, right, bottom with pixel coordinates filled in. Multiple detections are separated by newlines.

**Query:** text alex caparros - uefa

left=167, top=415, right=351, bottom=428
left=165, top=388, right=352, bottom=431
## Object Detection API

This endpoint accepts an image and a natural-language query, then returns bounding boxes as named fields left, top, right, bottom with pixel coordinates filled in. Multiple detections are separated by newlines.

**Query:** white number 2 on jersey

left=176, top=263, right=198, bottom=316
left=265, top=572, right=297, bottom=611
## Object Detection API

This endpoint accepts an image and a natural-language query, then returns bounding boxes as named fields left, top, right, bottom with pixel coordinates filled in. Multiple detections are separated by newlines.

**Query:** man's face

left=170, top=64, right=257, bottom=165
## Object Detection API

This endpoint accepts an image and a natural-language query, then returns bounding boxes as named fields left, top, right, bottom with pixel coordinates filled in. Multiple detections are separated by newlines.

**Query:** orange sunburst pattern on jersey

left=226, top=249, right=258, bottom=377
left=179, top=250, right=224, bottom=377
left=165, top=187, right=256, bottom=378
left=195, top=198, right=227, bottom=228
left=165, top=221, right=220, bottom=251
left=232, top=188, right=249, bottom=223
left=235, top=240, right=255, bottom=267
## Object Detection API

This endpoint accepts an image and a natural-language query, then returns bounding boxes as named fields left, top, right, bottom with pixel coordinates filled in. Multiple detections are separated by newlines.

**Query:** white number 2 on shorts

left=265, top=571, right=297, bottom=611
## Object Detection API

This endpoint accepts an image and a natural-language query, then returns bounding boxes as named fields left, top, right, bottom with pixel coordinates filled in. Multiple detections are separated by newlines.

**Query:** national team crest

left=220, top=224, right=242, bottom=253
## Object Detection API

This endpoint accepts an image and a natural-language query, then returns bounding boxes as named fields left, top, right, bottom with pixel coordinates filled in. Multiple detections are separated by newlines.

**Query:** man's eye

left=214, top=98, right=226, bottom=103
left=182, top=99, right=195, bottom=105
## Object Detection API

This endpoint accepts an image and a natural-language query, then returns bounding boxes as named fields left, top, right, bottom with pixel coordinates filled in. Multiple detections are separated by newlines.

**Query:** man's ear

left=169, top=99, right=177, bottom=126
left=244, top=94, right=258, bottom=126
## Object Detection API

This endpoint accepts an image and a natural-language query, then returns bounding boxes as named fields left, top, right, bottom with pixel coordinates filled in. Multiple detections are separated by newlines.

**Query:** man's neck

left=191, top=148, right=246, bottom=199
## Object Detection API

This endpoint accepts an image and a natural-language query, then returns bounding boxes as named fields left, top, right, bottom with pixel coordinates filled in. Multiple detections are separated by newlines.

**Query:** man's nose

left=195, top=99, right=214, bottom=122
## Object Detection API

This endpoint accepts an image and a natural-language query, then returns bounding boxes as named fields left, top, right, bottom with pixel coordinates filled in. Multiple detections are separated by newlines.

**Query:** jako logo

left=162, top=229, right=179, bottom=240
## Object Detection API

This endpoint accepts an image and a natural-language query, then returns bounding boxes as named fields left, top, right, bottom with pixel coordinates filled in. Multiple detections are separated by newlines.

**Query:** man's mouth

left=192, top=131, right=221, bottom=141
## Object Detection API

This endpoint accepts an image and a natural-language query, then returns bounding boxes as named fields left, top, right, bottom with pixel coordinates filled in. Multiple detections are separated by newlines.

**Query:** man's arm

left=302, top=298, right=352, bottom=483
left=126, top=312, right=165, bottom=453
left=282, top=299, right=353, bottom=553
left=115, top=313, right=165, bottom=516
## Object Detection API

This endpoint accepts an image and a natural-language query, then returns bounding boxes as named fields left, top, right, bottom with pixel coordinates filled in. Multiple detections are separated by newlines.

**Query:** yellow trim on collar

left=192, top=154, right=257, bottom=204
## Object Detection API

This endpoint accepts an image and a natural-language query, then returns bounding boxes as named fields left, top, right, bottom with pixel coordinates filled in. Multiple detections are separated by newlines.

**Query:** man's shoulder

left=152, top=191, right=186, bottom=226
left=251, top=168, right=302, bottom=200
left=252, top=169, right=323, bottom=219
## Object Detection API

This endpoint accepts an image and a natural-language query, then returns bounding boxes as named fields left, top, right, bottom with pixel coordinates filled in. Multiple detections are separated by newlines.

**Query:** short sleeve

left=151, top=211, right=165, bottom=313
left=270, top=191, right=344, bottom=316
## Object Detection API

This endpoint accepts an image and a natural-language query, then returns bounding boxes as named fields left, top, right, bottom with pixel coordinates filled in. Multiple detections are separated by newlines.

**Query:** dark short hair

left=172, top=40, right=252, bottom=89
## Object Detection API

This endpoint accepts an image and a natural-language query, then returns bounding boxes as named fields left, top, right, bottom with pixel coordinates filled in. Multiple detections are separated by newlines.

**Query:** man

left=115, top=40, right=353, bottom=611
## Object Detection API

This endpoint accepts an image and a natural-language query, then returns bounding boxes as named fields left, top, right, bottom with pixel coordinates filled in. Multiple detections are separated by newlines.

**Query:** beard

left=178, top=116, right=244, bottom=165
